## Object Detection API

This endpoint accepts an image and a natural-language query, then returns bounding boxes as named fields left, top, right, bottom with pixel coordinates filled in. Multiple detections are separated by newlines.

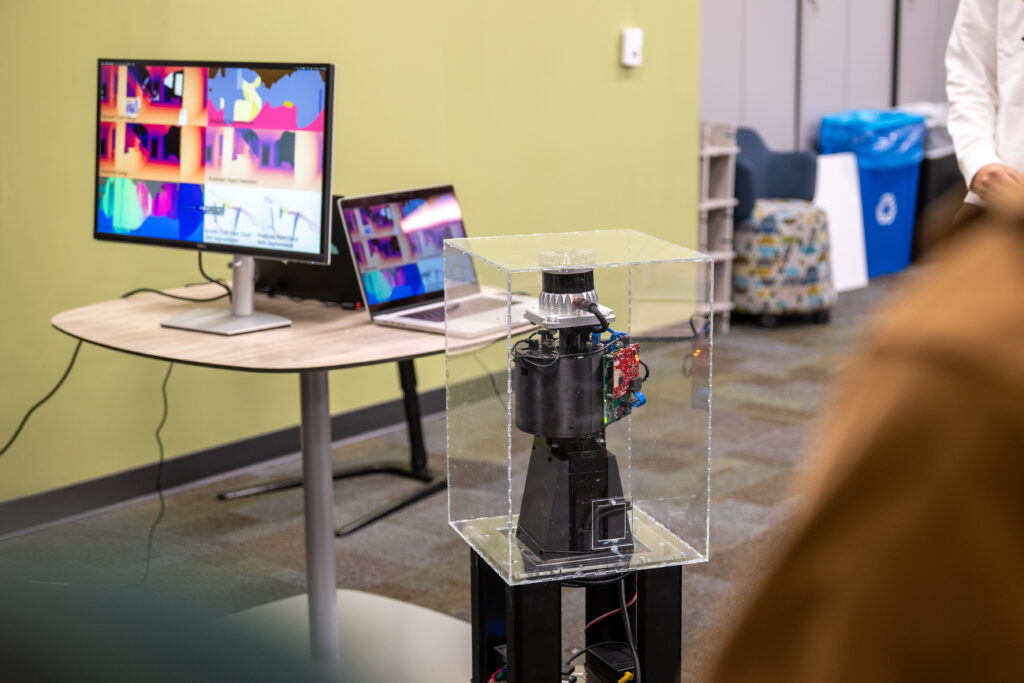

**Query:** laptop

left=339, top=185, right=530, bottom=337
left=255, top=196, right=363, bottom=308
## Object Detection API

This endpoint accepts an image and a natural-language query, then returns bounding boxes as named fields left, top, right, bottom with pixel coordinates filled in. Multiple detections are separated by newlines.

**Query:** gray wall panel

left=799, top=0, right=852, bottom=148
left=896, top=0, right=959, bottom=104
left=848, top=0, right=895, bottom=109
left=743, top=0, right=798, bottom=149
left=702, top=0, right=933, bottom=152
left=700, top=0, right=798, bottom=149
left=700, top=0, right=744, bottom=126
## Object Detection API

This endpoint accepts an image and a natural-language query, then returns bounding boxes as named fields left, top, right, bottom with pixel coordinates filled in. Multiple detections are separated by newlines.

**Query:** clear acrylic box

left=445, top=230, right=713, bottom=584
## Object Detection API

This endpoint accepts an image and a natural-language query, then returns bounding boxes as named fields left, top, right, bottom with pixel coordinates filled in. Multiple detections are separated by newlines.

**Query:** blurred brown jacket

left=707, top=216, right=1024, bottom=682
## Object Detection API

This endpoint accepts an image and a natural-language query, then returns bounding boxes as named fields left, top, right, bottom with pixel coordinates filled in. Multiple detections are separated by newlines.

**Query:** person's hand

left=986, top=169, right=1024, bottom=219
left=971, top=163, right=1024, bottom=202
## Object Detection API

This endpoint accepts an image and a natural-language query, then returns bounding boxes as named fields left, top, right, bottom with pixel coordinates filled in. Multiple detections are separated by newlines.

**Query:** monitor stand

left=161, top=255, right=292, bottom=336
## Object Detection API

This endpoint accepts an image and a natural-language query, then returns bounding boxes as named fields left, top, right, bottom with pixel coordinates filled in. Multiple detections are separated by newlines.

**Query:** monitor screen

left=94, top=59, right=334, bottom=263
left=340, top=186, right=472, bottom=314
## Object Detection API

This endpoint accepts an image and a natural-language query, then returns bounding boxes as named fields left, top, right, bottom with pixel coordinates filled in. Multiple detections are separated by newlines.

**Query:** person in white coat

left=946, top=0, right=1024, bottom=205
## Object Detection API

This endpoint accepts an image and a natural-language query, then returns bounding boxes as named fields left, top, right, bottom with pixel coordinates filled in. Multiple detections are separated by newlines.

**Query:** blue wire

left=597, top=328, right=628, bottom=351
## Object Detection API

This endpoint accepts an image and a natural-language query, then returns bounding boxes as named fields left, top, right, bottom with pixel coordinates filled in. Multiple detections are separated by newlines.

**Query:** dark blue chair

left=734, top=128, right=817, bottom=222
left=731, top=128, right=834, bottom=326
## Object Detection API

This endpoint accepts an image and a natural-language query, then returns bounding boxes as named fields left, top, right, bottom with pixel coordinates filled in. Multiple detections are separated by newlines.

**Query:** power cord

left=618, top=575, right=642, bottom=683
left=564, top=640, right=630, bottom=665
left=562, top=574, right=642, bottom=682
left=585, top=575, right=638, bottom=632
left=197, top=252, right=232, bottom=302
left=121, top=252, right=231, bottom=303
left=120, top=288, right=228, bottom=303
left=688, top=314, right=711, bottom=338
left=122, top=362, right=173, bottom=589
left=0, top=340, right=84, bottom=459
left=2, top=334, right=174, bottom=588
left=473, top=353, right=508, bottom=410
left=562, top=571, right=631, bottom=588
left=581, top=300, right=610, bottom=332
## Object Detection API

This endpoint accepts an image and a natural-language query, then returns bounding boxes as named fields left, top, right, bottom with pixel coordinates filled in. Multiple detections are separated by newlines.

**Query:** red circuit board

left=606, top=343, right=640, bottom=399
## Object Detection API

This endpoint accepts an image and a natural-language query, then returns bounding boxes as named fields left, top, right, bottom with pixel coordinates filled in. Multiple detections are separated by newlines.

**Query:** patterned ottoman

left=732, top=199, right=836, bottom=326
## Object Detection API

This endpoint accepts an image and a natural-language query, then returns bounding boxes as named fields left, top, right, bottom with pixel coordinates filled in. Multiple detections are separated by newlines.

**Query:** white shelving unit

left=698, top=121, right=738, bottom=334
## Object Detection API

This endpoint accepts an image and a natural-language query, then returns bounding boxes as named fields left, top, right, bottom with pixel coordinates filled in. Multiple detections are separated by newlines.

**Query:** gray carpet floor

left=0, top=274, right=901, bottom=680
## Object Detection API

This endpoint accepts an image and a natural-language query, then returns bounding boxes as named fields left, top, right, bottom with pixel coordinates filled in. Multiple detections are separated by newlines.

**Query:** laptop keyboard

left=404, top=307, right=446, bottom=322
left=404, top=298, right=507, bottom=322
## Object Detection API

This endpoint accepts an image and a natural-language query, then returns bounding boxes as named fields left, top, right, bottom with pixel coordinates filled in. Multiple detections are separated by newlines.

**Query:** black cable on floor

left=0, top=340, right=84, bottom=459
left=124, top=362, right=173, bottom=589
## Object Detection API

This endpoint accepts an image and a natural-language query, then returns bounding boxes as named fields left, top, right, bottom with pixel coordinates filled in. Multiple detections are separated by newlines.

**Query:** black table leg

left=398, top=356, right=430, bottom=477
left=472, top=552, right=683, bottom=683
left=472, top=552, right=508, bottom=683
left=507, top=580, right=562, bottom=682
left=216, top=359, right=447, bottom=536
left=584, top=567, right=682, bottom=682
left=636, top=565, right=682, bottom=683
left=471, top=551, right=562, bottom=683
left=334, top=359, right=446, bottom=536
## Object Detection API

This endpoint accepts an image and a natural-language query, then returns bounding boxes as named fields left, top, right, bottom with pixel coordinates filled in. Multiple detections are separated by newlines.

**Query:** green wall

left=0, top=0, right=699, bottom=503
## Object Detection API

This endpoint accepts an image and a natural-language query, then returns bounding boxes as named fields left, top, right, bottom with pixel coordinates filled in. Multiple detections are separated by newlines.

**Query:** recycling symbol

left=875, top=192, right=898, bottom=226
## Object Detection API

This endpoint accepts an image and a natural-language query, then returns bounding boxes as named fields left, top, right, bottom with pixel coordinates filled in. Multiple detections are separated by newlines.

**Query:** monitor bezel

left=93, top=58, right=335, bottom=265
left=339, top=184, right=477, bottom=318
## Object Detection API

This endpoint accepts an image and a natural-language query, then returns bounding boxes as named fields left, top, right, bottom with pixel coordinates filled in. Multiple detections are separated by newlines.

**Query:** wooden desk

left=51, top=284, right=508, bottom=661
left=50, top=284, right=484, bottom=372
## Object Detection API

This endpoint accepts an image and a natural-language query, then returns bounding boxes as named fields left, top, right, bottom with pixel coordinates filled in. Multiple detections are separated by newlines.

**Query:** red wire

left=584, top=591, right=638, bottom=632
left=488, top=665, right=505, bottom=683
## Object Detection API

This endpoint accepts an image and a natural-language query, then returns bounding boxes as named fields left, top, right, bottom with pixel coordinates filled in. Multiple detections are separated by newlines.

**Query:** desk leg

left=398, top=358, right=429, bottom=476
left=300, top=370, right=339, bottom=660
left=217, top=361, right=445, bottom=538
left=332, top=360, right=446, bottom=537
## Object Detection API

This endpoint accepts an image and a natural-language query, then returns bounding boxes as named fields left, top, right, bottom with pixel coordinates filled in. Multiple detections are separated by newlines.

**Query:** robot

left=513, top=250, right=649, bottom=562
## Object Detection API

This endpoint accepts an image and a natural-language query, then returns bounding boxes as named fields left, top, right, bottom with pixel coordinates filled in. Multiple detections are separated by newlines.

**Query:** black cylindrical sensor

left=541, top=269, right=594, bottom=294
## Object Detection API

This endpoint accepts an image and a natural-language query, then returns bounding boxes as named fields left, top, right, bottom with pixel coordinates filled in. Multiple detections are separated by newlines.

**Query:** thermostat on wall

left=621, top=27, right=643, bottom=67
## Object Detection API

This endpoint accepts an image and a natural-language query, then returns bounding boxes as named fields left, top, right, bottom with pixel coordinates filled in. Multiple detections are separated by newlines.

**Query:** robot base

left=515, top=435, right=633, bottom=561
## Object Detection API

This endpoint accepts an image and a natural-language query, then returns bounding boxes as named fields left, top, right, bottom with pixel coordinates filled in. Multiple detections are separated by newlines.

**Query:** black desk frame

left=217, top=359, right=446, bottom=536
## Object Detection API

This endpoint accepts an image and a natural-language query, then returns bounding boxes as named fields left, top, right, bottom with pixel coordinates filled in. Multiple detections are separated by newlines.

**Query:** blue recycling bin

left=820, top=109, right=926, bottom=278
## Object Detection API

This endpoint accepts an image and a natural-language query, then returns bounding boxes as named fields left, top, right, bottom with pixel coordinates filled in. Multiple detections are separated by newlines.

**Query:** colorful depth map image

left=343, top=192, right=466, bottom=306
left=96, top=62, right=328, bottom=255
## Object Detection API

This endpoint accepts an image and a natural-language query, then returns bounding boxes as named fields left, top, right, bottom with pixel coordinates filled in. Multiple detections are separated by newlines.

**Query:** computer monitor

left=94, top=59, right=335, bottom=334
left=254, top=196, right=364, bottom=308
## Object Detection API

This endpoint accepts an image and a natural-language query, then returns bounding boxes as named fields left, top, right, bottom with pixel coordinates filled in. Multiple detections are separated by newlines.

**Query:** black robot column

left=513, top=265, right=633, bottom=560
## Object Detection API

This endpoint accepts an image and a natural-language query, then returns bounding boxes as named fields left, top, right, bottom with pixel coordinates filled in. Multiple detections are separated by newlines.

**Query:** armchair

left=734, top=128, right=818, bottom=221
left=732, top=128, right=835, bottom=326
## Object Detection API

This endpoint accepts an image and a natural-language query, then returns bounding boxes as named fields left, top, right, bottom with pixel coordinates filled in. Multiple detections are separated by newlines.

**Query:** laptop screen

left=340, top=185, right=475, bottom=316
